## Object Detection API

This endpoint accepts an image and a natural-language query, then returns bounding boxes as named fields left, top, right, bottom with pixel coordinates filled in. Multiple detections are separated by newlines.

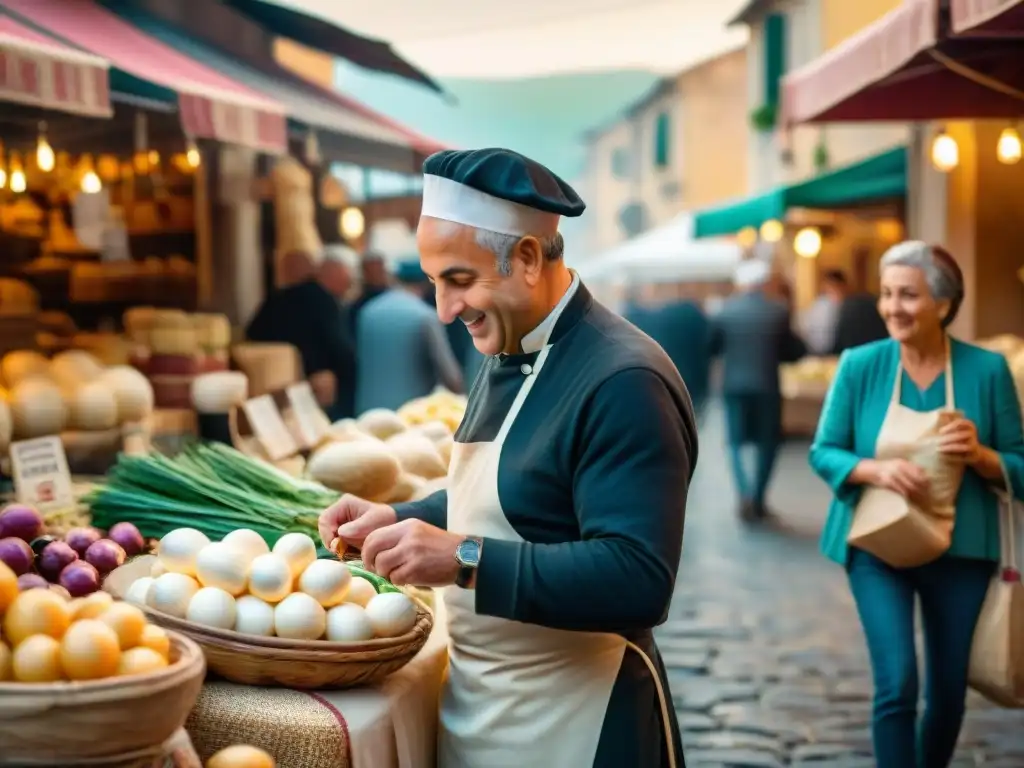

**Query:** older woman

left=810, top=241, right=1024, bottom=767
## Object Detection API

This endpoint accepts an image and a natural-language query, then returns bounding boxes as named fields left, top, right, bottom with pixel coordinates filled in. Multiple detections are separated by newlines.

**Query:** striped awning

left=951, top=0, right=1024, bottom=34
left=0, top=13, right=110, bottom=117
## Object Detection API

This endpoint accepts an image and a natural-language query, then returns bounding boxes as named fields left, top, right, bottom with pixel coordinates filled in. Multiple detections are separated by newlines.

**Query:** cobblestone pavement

left=659, top=410, right=1024, bottom=767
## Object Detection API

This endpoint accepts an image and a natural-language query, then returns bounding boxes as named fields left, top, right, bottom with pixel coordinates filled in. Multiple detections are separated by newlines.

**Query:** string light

left=339, top=207, right=365, bottom=239
left=9, top=153, right=26, bottom=193
left=759, top=219, right=784, bottom=243
left=80, top=155, right=102, bottom=194
left=35, top=122, right=54, bottom=173
left=793, top=227, right=822, bottom=259
left=931, top=130, right=959, bottom=172
left=0, top=142, right=6, bottom=189
left=736, top=227, right=757, bottom=248
left=997, top=126, right=1021, bottom=165
left=186, top=140, right=201, bottom=168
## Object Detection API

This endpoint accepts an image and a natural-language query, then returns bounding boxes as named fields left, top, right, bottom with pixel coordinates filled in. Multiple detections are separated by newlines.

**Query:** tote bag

left=968, top=460, right=1024, bottom=707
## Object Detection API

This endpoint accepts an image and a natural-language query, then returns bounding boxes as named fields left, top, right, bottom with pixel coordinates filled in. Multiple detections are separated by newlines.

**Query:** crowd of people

left=245, top=245, right=473, bottom=421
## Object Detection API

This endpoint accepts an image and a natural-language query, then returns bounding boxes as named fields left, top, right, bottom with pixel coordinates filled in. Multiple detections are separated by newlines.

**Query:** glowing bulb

left=36, top=138, right=55, bottom=172
left=148, top=149, right=160, bottom=166
left=339, top=207, right=366, bottom=239
left=759, top=219, right=784, bottom=243
left=186, top=142, right=201, bottom=168
left=997, top=127, right=1021, bottom=165
left=736, top=227, right=757, bottom=248
left=793, top=227, right=822, bottom=259
left=0, top=168, right=6, bottom=189
left=931, top=131, right=959, bottom=172
left=80, top=171, right=102, bottom=194
left=9, top=169, right=26, bottom=193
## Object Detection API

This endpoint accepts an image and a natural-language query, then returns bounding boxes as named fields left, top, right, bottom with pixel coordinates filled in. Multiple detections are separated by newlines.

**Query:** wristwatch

left=454, top=537, right=483, bottom=588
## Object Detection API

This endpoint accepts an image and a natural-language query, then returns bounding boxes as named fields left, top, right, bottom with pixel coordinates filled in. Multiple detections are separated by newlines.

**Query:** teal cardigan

left=809, top=337, right=1024, bottom=566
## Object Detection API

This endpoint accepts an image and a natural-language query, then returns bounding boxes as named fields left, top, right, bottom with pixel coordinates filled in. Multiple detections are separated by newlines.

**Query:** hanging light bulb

left=793, top=227, right=822, bottom=259
left=0, top=142, right=6, bottom=190
left=80, top=154, right=102, bottom=194
left=9, top=153, right=26, bottom=193
left=931, top=130, right=959, bottom=172
left=759, top=219, right=784, bottom=243
left=35, top=124, right=55, bottom=173
left=186, top=139, right=201, bottom=168
left=736, top=227, right=758, bottom=249
left=148, top=149, right=160, bottom=167
left=997, top=126, right=1022, bottom=165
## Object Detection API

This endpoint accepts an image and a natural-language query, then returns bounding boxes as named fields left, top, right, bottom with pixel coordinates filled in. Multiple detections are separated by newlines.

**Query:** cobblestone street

left=660, top=409, right=1024, bottom=767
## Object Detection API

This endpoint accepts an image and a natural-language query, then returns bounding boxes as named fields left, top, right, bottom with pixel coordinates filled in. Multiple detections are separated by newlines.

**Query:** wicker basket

left=0, top=632, right=205, bottom=765
left=107, top=556, right=434, bottom=690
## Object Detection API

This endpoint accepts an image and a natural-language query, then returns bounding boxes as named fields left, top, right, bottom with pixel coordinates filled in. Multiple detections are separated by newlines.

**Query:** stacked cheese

left=780, top=356, right=839, bottom=400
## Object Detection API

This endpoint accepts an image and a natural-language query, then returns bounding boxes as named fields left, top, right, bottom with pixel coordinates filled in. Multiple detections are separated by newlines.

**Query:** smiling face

left=878, top=264, right=949, bottom=343
left=417, top=217, right=545, bottom=356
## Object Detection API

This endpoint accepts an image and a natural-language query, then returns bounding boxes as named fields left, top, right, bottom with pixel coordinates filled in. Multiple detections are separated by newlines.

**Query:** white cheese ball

left=221, top=528, right=270, bottom=564
left=298, top=559, right=351, bottom=608
left=186, top=587, right=237, bottom=630
left=344, top=575, right=378, bottom=607
left=272, top=533, right=317, bottom=578
left=158, top=528, right=211, bottom=576
left=234, top=595, right=276, bottom=637
left=247, top=554, right=293, bottom=604
left=326, top=604, right=375, bottom=642
left=364, top=592, right=417, bottom=638
left=195, top=542, right=251, bottom=596
left=147, top=572, right=200, bottom=618
left=274, top=592, right=326, bottom=640
left=126, top=576, right=154, bottom=607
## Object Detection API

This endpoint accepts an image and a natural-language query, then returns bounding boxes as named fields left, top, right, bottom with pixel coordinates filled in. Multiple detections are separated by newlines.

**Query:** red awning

left=951, top=0, right=1024, bottom=34
left=3, top=0, right=287, bottom=153
left=0, top=13, right=110, bottom=117
left=780, top=0, right=940, bottom=125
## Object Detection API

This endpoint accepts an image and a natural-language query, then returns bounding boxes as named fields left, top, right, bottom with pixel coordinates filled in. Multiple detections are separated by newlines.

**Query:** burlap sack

left=969, top=467, right=1024, bottom=708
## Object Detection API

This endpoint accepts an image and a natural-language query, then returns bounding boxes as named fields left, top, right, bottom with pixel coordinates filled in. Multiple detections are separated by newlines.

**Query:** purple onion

left=107, top=522, right=145, bottom=557
left=84, top=539, right=126, bottom=575
left=17, top=573, right=49, bottom=591
left=64, top=527, right=103, bottom=558
left=38, top=540, right=79, bottom=582
left=59, top=560, right=100, bottom=597
left=0, top=537, right=35, bottom=576
left=0, top=505, right=44, bottom=543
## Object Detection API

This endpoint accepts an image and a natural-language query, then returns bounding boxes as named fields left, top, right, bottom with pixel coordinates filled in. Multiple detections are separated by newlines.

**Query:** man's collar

left=520, top=271, right=580, bottom=354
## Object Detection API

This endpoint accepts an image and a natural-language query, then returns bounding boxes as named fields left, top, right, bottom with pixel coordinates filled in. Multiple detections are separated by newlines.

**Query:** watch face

left=456, top=538, right=480, bottom=567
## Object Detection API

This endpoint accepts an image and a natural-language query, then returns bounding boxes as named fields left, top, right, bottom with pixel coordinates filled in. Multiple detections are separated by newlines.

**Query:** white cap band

left=420, top=174, right=560, bottom=237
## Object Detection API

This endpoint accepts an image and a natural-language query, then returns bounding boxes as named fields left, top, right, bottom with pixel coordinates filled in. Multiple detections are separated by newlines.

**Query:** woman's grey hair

left=880, top=240, right=965, bottom=327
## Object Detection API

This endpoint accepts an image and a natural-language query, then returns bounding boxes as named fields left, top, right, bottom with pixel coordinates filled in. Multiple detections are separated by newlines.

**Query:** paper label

left=9, top=436, right=75, bottom=511
left=242, top=395, right=298, bottom=461
left=286, top=381, right=331, bottom=448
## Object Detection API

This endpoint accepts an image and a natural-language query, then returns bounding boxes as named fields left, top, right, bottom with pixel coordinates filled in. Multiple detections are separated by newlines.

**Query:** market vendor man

left=318, top=147, right=696, bottom=768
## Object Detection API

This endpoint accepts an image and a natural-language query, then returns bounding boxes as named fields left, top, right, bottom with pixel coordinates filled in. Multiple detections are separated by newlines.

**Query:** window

left=763, top=13, right=788, bottom=107
left=654, top=112, right=671, bottom=169
left=611, top=147, right=631, bottom=179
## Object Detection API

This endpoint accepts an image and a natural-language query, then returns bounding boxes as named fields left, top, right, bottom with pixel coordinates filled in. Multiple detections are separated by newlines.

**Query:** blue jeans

left=847, top=549, right=995, bottom=768
left=723, top=392, right=781, bottom=505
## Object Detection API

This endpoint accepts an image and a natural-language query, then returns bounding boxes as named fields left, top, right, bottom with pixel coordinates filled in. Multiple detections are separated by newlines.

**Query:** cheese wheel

left=69, top=380, right=118, bottom=431
left=10, top=378, right=66, bottom=438
left=2, top=351, right=50, bottom=389
left=307, top=440, right=401, bottom=499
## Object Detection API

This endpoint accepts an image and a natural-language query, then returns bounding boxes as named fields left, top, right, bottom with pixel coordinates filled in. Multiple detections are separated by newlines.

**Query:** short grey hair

left=432, top=220, right=564, bottom=276
left=880, top=240, right=965, bottom=326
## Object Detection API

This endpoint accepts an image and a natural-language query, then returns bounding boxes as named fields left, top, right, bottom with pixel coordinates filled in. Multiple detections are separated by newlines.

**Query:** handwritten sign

left=9, top=437, right=74, bottom=511
left=286, top=382, right=331, bottom=448
left=242, top=395, right=298, bottom=461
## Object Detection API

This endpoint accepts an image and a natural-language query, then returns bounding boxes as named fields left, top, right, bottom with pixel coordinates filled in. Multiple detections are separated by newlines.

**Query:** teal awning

left=693, top=146, right=907, bottom=238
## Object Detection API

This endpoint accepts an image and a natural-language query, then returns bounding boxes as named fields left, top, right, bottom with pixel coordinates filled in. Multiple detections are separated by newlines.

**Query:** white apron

left=438, top=344, right=677, bottom=768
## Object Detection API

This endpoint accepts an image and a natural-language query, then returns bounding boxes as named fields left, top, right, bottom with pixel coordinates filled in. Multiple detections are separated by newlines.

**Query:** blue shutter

left=764, top=14, right=787, bottom=107
left=654, top=112, right=670, bottom=168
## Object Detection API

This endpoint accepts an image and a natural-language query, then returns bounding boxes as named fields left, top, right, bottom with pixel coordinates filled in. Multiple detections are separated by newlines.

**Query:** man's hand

left=361, top=519, right=464, bottom=587
left=317, top=494, right=397, bottom=552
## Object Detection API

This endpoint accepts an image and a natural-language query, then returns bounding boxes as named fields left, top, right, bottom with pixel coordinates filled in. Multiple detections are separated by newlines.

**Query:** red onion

left=59, top=561, right=100, bottom=597
left=107, top=522, right=145, bottom=557
left=64, top=527, right=103, bottom=558
left=17, top=573, right=49, bottom=591
left=0, top=537, right=35, bottom=576
left=85, top=539, right=126, bottom=575
left=38, top=540, right=79, bottom=582
left=0, top=505, right=44, bottom=543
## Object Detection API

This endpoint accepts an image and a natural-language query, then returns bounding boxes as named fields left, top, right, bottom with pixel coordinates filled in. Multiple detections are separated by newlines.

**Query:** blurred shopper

left=832, top=282, right=889, bottom=355
left=800, top=269, right=846, bottom=355
left=354, top=260, right=463, bottom=413
left=810, top=241, right=1024, bottom=768
left=320, top=148, right=693, bottom=768
left=246, top=249, right=356, bottom=418
left=349, top=251, right=391, bottom=331
left=711, top=259, right=806, bottom=520
left=637, top=294, right=711, bottom=418
left=316, top=245, right=360, bottom=418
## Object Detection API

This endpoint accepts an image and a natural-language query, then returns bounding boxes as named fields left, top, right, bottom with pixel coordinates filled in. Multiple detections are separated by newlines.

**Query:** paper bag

left=848, top=486, right=953, bottom=568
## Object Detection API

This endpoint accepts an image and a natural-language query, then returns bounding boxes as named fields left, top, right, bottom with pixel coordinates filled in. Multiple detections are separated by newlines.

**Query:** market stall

left=0, top=387, right=464, bottom=768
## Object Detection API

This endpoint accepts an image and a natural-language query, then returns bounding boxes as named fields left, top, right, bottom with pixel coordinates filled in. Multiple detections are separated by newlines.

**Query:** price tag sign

left=9, top=436, right=75, bottom=512
left=242, top=395, right=298, bottom=461
left=286, top=382, right=331, bottom=448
